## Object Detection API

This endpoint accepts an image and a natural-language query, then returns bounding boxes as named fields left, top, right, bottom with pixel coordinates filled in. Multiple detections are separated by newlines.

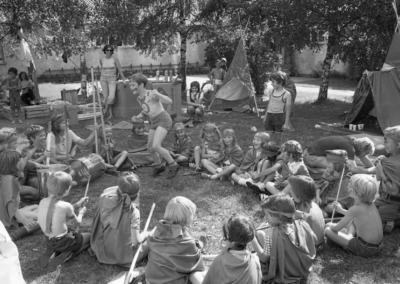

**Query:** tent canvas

left=210, top=40, right=256, bottom=109
left=345, top=33, right=400, bottom=131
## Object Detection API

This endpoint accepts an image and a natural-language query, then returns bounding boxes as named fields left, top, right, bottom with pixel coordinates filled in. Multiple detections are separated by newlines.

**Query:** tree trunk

left=316, top=31, right=336, bottom=102
left=28, top=62, right=40, bottom=100
left=179, top=0, right=187, bottom=92
left=80, top=53, right=88, bottom=98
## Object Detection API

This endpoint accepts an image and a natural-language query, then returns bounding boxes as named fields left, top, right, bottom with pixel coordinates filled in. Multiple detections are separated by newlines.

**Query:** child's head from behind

left=222, top=214, right=255, bottom=251
left=261, top=194, right=295, bottom=225
left=201, top=123, right=221, bottom=142
left=117, top=172, right=141, bottom=200
left=174, top=123, right=186, bottom=140
left=25, top=125, right=46, bottom=146
left=164, top=196, right=196, bottom=228
left=0, top=150, right=20, bottom=175
left=280, top=140, right=303, bottom=162
left=0, top=130, right=18, bottom=151
left=353, top=137, right=375, bottom=157
left=190, top=81, right=200, bottom=93
left=222, top=129, right=237, bottom=147
left=261, top=141, right=280, bottom=161
left=288, top=175, right=316, bottom=206
left=8, top=67, right=18, bottom=78
left=349, top=174, right=378, bottom=204
left=253, top=132, right=269, bottom=149
left=383, top=126, right=400, bottom=154
left=47, top=171, right=73, bottom=197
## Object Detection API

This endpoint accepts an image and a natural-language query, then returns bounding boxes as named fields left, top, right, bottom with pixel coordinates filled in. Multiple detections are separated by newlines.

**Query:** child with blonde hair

left=203, top=214, right=262, bottom=284
left=91, top=172, right=149, bottom=266
left=169, top=122, right=194, bottom=166
left=325, top=174, right=383, bottom=256
left=201, top=128, right=244, bottom=180
left=189, top=123, right=222, bottom=171
left=251, top=194, right=316, bottom=283
left=145, top=196, right=205, bottom=284
left=37, top=172, right=90, bottom=269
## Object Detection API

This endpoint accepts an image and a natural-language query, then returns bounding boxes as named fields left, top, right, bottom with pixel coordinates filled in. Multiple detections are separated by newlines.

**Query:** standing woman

left=19, top=72, right=35, bottom=105
left=99, top=45, right=127, bottom=119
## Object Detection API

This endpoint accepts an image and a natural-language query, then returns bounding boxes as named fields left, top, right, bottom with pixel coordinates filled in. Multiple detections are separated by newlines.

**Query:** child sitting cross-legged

left=37, top=172, right=90, bottom=269
left=189, top=123, right=222, bottom=172
left=231, top=132, right=270, bottom=186
left=91, top=172, right=149, bottom=266
left=203, top=214, right=262, bottom=284
left=169, top=122, right=194, bottom=167
left=145, top=196, right=206, bottom=284
left=288, top=175, right=325, bottom=247
left=325, top=174, right=383, bottom=257
left=201, top=129, right=244, bottom=180
left=251, top=194, right=316, bottom=283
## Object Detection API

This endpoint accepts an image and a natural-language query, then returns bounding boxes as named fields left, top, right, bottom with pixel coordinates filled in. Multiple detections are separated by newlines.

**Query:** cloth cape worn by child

left=202, top=248, right=262, bottom=284
left=126, top=133, right=153, bottom=165
left=258, top=220, right=316, bottom=284
left=381, top=152, right=400, bottom=192
left=169, top=134, right=194, bottom=159
left=212, top=144, right=244, bottom=166
left=0, top=175, right=20, bottom=232
left=238, top=148, right=267, bottom=173
left=145, top=220, right=205, bottom=284
left=90, top=188, right=140, bottom=267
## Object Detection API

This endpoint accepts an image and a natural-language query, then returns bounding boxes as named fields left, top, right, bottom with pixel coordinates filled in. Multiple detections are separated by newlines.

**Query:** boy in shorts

left=130, top=74, right=180, bottom=179
left=37, top=172, right=90, bottom=269
left=263, top=71, right=292, bottom=143
left=325, top=174, right=383, bottom=257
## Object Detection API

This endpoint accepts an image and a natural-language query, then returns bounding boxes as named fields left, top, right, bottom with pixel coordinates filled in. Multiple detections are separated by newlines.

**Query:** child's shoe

left=166, top=163, right=180, bottom=179
left=153, top=164, right=166, bottom=176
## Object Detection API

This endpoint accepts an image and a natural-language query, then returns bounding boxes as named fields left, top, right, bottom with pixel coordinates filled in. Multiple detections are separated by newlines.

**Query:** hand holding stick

left=330, top=166, right=346, bottom=223
left=76, top=176, right=91, bottom=233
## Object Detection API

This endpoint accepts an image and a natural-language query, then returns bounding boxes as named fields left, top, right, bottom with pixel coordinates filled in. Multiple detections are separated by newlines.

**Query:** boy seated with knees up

left=91, top=172, right=149, bottom=266
left=37, top=172, right=90, bottom=269
left=251, top=194, right=316, bottom=283
left=145, top=196, right=206, bottom=284
left=374, top=125, right=400, bottom=233
left=325, top=174, right=383, bottom=257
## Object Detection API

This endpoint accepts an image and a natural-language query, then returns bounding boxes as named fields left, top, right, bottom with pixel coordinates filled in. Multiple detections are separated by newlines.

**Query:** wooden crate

left=1, top=106, right=26, bottom=120
left=25, top=105, right=50, bottom=119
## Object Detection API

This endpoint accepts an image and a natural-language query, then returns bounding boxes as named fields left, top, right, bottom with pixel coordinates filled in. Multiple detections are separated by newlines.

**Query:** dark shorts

left=150, top=110, right=172, bottom=131
left=264, top=112, right=284, bottom=133
left=347, top=237, right=382, bottom=257
left=45, top=229, right=83, bottom=253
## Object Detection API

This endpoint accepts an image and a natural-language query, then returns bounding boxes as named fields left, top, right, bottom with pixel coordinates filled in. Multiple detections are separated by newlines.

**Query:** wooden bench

left=25, top=105, right=50, bottom=119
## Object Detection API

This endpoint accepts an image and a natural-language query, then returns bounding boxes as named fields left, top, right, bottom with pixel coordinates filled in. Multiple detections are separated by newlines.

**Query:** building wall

left=0, top=39, right=206, bottom=77
left=293, top=44, right=350, bottom=77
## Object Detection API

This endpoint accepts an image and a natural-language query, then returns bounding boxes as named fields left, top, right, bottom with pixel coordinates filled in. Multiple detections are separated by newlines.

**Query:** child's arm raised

left=251, top=230, right=270, bottom=264
left=130, top=207, right=149, bottom=246
left=66, top=203, right=86, bottom=226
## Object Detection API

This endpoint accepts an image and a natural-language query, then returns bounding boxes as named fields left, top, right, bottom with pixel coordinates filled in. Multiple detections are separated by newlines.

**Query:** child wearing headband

left=252, top=194, right=316, bottom=283
left=169, top=123, right=194, bottom=166
left=190, top=123, right=222, bottom=172
left=201, top=129, right=244, bottom=180
left=203, top=215, right=261, bottom=284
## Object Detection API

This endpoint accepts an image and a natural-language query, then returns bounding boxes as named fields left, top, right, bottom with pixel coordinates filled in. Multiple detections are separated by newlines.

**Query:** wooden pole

left=330, top=166, right=346, bottom=222
left=76, top=175, right=91, bottom=233
left=46, top=120, right=52, bottom=166
left=91, top=68, right=99, bottom=155
left=62, top=91, right=70, bottom=165
left=95, top=75, right=110, bottom=163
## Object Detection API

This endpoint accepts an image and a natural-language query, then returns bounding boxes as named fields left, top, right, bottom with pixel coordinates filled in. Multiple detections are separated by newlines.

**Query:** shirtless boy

left=37, top=172, right=90, bottom=268
left=208, top=60, right=225, bottom=96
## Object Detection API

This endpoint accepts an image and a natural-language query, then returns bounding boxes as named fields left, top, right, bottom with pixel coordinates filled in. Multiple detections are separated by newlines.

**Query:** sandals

left=201, top=173, right=211, bottom=179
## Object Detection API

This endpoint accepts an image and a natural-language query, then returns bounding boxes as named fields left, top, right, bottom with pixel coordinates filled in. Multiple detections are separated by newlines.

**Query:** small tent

left=209, top=40, right=256, bottom=109
left=345, top=33, right=400, bottom=131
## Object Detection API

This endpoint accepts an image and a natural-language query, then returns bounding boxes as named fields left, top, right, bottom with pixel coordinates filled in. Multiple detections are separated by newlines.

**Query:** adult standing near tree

left=99, top=45, right=127, bottom=120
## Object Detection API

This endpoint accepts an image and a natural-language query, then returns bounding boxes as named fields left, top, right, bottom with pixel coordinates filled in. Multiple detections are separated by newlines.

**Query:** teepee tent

left=345, top=11, right=400, bottom=131
left=209, top=40, right=257, bottom=111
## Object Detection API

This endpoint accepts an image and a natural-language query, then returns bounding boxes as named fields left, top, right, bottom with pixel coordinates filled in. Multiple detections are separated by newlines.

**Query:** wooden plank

left=78, top=112, right=102, bottom=121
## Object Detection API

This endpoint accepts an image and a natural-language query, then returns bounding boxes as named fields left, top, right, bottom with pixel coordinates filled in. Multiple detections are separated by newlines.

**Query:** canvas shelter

left=209, top=40, right=257, bottom=110
left=344, top=32, right=400, bottom=131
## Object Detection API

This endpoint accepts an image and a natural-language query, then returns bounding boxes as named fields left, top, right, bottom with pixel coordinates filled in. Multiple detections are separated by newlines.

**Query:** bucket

left=69, top=153, right=106, bottom=185
left=37, top=164, right=70, bottom=197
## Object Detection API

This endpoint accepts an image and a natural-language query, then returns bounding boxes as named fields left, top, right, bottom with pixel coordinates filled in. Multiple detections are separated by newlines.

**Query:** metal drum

left=69, top=153, right=106, bottom=185
left=37, top=164, right=70, bottom=197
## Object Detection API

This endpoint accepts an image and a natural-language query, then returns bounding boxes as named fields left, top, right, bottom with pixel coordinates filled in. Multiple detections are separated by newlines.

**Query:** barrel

left=69, top=153, right=106, bottom=185
left=37, top=164, right=70, bottom=197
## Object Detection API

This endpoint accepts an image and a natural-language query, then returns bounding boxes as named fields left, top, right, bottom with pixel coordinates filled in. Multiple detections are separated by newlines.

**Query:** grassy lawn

left=17, top=99, right=400, bottom=284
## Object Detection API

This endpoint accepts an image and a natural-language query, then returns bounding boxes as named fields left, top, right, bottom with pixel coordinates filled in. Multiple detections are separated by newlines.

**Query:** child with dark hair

left=91, top=172, right=149, bottom=266
left=126, top=121, right=154, bottom=166
left=189, top=123, right=222, bottom=172
left=325, top=174, right=383, bottom=256
left=203, top=215, right=262, bottom=284
left=251, top=194, right=316, bottom=283
left=6, top=67, right=22, bottom=124
left=201, top=129, right=244, bottom=180
left=19, top=71, right=35, bottom=105
left=316, top=150, right=353, bottom=217
left=288, top=175, right=325, bottom=247
left=186, top=81, right=204, bottom=122
left=169, top=122, right=194, bottom=166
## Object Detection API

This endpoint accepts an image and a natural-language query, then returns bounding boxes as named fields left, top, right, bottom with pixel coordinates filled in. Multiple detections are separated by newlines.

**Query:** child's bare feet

left=166, top=163, right=180, bottom=179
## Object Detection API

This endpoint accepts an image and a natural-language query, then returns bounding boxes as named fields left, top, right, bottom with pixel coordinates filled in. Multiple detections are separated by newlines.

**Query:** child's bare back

left=351, top=202, right=383, bottom=244
left=38, top=198, right=74, bottom=237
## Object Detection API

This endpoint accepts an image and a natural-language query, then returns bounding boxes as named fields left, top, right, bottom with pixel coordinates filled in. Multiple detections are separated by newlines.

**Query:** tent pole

left=252, top=94, right=260, bottom=116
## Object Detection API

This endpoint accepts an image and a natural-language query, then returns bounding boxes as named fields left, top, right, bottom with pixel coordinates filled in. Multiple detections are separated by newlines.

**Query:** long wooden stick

left=46, top=120, right=52, bottom=166
left=91, top=68, right=99, bottom=155
left=76, top=176, right=91, bottom=233
left=330, top=166, right=346, bottom=222
left=62, top=92, right=70, bottom=165
left=124, top=203, right=156, bottom=284
left=95, top=74, right=110, bottom=163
